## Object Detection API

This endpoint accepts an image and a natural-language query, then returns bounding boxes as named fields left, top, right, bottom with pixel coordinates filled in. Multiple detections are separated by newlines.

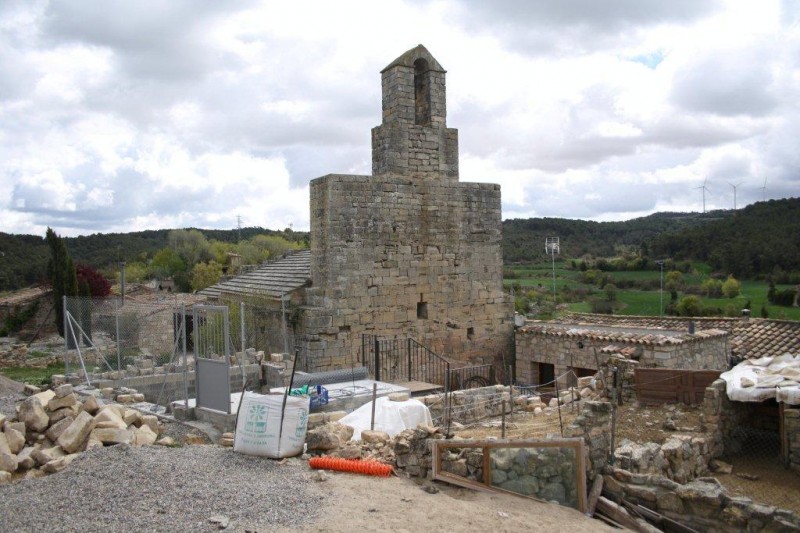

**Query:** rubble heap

left=0, top=384, right=174, bottom=483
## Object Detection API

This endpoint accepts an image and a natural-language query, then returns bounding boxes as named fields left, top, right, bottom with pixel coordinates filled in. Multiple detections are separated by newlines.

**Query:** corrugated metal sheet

left=198, top=250, right=311, bottom=300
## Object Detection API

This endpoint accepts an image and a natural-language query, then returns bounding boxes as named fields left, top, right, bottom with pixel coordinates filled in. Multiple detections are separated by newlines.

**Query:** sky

left=1, top=0, right=798, bottom=237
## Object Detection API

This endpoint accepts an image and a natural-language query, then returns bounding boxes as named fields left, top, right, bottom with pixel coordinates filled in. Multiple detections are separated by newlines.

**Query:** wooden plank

left=587, top=475, right=604, bottom=517
left=596, top=496, right=643, bottom=532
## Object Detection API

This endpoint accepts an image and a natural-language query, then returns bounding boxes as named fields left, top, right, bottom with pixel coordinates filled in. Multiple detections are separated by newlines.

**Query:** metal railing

left=361, top=334, right=497, bottom=392
left=450, top=364, right=495, bottom=389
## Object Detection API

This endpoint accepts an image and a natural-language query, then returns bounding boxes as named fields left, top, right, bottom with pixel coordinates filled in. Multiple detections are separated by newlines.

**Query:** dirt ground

left=294, top=470, right=616, bottom=533
left=615, top=401, right=705, bottom=444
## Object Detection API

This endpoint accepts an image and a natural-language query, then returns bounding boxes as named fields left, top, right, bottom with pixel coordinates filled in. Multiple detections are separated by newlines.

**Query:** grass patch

left=0, top=363, right=64, bottom=386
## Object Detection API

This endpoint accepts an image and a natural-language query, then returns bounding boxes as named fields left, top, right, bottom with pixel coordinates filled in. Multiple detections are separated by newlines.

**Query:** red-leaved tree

left=76, top=264, right=111, bottom=297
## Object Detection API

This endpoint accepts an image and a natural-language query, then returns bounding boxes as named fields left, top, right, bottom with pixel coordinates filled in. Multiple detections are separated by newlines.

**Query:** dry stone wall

left=603, top=468, right=800, bottom=531
left=786, top=406, right=800, bottom=474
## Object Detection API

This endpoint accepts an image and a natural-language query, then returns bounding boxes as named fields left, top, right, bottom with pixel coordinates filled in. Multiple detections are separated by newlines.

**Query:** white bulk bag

left=233, top=391, right=310, bottom=458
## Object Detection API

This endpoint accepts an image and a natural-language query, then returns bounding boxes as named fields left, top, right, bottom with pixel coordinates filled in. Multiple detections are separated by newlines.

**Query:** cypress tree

left=46, top=228, right=78, bottom=338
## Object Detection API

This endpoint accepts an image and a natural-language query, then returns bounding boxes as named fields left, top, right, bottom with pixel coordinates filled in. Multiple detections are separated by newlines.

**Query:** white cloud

left=0, top=0, right=797, bottom=237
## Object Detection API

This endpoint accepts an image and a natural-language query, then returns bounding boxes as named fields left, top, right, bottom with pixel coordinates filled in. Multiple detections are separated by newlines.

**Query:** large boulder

left=4, top=426, right=25, bottom=454
left=45, top=416, right=75, bottom=442
left=0, top=452, right=16, bottom=473
left=47, top=393, right=78, bottom=412
left=32, top=446, right=65, bottom=467
left=93, top=407, right=127, bottom=429
left=18, top=397, right=50, bottom=432
left=90, top=427, right=134, bottom=445
left=134, top=425, right=157, bottom=446
left=57, top=411, right=96, bottom=453
left=306, top=422, right=354, bottom=452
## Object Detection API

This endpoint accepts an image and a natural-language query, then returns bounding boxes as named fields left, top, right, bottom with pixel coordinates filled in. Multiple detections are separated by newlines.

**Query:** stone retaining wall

left=614, top=435, right=712, bottom=484
left=603, top=467, right=800, bottom=531
left=786, top=406, right=800, bottom=474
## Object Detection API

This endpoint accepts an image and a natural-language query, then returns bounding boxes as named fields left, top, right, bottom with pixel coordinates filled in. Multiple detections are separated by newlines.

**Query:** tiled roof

left=551, top=313, right=800, bottom=359
left=518, top=322, right=727, bottom=346
left=0, top=286, right=50, bottom=307
left=198, top=250, right=311, bottom=300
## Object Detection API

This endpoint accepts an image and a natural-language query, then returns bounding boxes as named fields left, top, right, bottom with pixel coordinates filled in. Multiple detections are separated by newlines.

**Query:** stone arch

left=414, top=58, right=431, bottom=126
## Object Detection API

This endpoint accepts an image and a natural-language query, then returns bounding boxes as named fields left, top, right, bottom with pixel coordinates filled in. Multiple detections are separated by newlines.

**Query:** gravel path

left=0, top=445, right=324, bottom=532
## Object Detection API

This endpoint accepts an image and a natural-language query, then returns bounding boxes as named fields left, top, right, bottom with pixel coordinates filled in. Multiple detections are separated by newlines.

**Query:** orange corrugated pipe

left=309, top=456, right=393, bottom=477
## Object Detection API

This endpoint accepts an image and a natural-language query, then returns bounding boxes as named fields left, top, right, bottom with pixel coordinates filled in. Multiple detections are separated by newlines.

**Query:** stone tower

left=302, top=45, right=513, bottom=371
left=372, top=45, right=459, bottom=180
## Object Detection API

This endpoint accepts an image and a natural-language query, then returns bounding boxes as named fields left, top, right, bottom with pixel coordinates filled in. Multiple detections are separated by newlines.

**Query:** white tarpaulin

left=720, top=354, right=800, bottom=405
left=339, top=396, right=433, bottom=440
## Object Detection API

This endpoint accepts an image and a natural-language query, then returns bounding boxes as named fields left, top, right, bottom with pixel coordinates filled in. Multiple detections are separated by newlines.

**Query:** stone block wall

left=603, top=469, right=800, bottom=531
left=516, top=327, right=728, bottom=386
left=785, top=406, right=800, bottom=473
left=304, top=173, right=512, bottom=371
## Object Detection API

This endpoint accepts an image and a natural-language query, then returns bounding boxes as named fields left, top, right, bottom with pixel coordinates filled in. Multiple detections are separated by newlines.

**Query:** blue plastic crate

left=309, top=385, right=329, bottom=409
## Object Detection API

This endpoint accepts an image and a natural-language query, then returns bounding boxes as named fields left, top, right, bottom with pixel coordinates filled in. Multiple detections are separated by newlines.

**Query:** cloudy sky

left=1, top=0, right=798, bottom=237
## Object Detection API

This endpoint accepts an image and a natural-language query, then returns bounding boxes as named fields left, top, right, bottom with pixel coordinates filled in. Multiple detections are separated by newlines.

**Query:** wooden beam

left=587, top=475, right=604, bottom=517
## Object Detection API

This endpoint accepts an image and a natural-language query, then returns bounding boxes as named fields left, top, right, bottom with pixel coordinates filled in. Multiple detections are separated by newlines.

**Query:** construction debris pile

left=0, top=384, right=180, bottom=483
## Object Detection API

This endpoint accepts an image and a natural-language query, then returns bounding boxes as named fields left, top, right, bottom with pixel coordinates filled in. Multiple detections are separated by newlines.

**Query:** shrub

left=722, top=275, right=741, bottom=298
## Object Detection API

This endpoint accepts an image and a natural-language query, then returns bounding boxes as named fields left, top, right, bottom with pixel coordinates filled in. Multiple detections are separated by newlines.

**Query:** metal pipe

left=115, top=298, right=121, bottom=372
left=370, top=383, right=377, bottom=431
left=182, top=304, right=188, bottom=408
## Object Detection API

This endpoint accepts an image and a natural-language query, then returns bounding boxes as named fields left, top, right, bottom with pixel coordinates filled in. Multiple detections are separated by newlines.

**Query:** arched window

left=414, top=58, right=431, bottom=126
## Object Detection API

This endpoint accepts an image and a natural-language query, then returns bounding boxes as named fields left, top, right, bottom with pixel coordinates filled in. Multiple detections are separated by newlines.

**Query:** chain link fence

left=62, top=295, right=299, bottom=368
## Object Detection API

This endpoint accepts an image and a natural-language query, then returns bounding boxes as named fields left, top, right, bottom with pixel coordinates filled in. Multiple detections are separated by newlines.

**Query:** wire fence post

left=115, top=297, right=121, bottom=372
left=239, top=301, right=246, bottom=390
left=501, top=399, right=507, bottom=438
left=182, top=303, right=189, bottom=408
left=609, top=366, right=618, bottom=466
left=62, top=295, right=69, bottom=375
left=554, top=375, right=564, bottom=437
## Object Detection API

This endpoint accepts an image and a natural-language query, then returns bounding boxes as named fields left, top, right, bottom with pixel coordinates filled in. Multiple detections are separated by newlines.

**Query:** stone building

left=515, top=321, right=729, bottom=386
left=301, top=45, right=513, bottom=370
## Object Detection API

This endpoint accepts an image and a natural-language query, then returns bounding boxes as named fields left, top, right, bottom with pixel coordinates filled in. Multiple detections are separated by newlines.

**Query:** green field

left=0, top=363, right=64, bottom=386
left=505, top=263, right=800, bottom=320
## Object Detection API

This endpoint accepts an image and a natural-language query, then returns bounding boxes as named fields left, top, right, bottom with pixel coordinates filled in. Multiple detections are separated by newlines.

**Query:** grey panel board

left=196, top=359, right=231, bottom=413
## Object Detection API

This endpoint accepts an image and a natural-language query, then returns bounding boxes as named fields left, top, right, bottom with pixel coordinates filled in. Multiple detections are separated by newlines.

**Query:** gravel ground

left=0, top=445, right=323, bottom=532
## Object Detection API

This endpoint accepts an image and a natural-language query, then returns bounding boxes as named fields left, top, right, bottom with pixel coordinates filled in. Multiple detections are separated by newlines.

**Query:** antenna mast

left=545, top=237, right=560, bottom=305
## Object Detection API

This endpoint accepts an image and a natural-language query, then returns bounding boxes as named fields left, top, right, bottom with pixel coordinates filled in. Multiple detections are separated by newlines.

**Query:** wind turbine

left=695, top=178, right=710, bottom=213
left=760, top=177, right=768, bottom=202
left=728, top=182, right=742, bottom=210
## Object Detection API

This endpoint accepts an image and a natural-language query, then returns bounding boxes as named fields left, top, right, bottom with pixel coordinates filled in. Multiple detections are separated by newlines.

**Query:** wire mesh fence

left=61, top=295, right=299, bottom=373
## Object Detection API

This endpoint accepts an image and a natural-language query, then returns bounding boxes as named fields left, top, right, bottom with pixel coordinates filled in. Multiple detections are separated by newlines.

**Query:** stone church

left=203, top=45, right=513, bottom=371
left=301, top=45, right=513, bottom=369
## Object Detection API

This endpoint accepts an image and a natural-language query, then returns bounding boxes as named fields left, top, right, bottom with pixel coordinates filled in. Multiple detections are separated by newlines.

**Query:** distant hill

left=0, top=227, right=308, bottom=292
left=649, top=198, right=800, bottom=278
left=502, top=210, right=728, bottom=263
left=2, top=198, right=798, bottom=292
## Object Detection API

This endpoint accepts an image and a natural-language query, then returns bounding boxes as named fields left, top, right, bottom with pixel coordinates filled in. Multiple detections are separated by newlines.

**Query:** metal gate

left=193, top=305, right=231, bottom=413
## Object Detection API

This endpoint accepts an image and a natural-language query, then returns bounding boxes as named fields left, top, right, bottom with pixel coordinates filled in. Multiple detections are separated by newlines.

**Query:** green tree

left=676, top=295, right=702, bottom=317
left=168, top=229, right=211, bottom=266
left=190, top=261, right=223, bottom=291
left=45, top=228, right=78, bottom=337
left=150, top=248, right=186, bottom=278
left=701, top=278, right=723, bottom=297
left=664, top=270, right=683, bottom=292
left=722, top=275, right=741, bottom=298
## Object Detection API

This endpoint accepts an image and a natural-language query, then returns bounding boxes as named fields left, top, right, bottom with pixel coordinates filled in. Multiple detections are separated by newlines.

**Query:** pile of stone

left=614, top=435, right=711, bottom=484
left=516, top=375, right=604, bottom=413
left=0, top=384, right=173, bottom=483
